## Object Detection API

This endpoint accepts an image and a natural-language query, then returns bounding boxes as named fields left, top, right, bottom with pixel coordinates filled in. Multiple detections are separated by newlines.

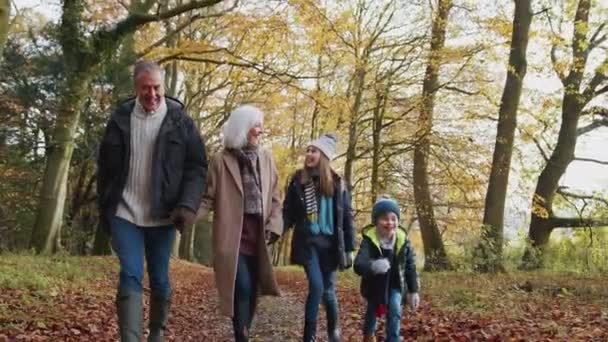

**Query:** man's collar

left=134, top=97, right=167, bottom=116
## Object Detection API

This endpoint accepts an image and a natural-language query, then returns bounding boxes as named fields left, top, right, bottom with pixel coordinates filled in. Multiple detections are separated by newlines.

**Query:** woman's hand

left=265, top=231, right=280, bottom=245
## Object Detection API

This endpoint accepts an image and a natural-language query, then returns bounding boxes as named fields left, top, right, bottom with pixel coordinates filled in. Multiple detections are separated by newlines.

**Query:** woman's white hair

left=223, top=104, right=264, bottom=149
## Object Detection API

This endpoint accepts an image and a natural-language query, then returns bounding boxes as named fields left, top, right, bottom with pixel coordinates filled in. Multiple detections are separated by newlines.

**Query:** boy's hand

left=407, top=293, right=420, bottom=311
left=371, top=258, right=391, bottom=274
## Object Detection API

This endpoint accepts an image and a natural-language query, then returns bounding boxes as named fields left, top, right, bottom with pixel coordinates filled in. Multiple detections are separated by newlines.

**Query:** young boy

left=354, top=196, right=420, bottom=342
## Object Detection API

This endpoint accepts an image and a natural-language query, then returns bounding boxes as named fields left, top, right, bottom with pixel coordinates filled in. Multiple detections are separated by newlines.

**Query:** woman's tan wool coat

left=199, top=147, right=283, bottom=317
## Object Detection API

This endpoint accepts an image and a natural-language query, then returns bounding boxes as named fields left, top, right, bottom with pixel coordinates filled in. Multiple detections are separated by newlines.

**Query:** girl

left=283, top=133, right=356, bottom=342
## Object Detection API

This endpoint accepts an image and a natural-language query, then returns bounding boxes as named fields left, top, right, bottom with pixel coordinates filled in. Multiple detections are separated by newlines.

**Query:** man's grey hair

left=133, top=60, right=164, bottom=83
left=223, top=105, right=264, bottom=149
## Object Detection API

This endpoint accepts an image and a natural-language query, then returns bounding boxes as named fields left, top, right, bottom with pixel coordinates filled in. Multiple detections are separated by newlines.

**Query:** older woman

left=198, top=105, right=282, bottom=341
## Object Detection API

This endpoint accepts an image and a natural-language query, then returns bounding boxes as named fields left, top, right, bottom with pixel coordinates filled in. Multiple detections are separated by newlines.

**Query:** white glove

left=370, top=258, right=391, bottom=274
left=407, top=292, right=420, bottom=311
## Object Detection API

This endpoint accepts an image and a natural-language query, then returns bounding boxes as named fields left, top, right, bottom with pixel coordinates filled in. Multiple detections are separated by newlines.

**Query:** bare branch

left=444, top=86, right=480, bottom=95
left=94, top=0, right=225, bottom=50
left=542, top=8, right=567, bottom=84
left=577, top=118, right=608, bottom=135
left=139, top=14, right=205, bottom=58
left=596, top=84, right=608, bottom=96
left=588, top=22, right=607, bottom=51
left=550, top=44, right=566, bottom=84
left=158, top=54, right=318, bottom=81
left=301, top=0, right=355, bottom=51
left=138, top=0, right=237, bottom=59
left=551, top=217, right=608, bottom=228
left=581, top=106, right=608, bottom=117
left=365, top=1, right=396, bottom=52
left=576, top=106, right=608, bottom=135
left=117, top=0, right=130, bottom=12
left=531, top=136, right=550, bottom=162
left=574, top=157, right=608, bottom=165
left=557, top=187, right=608, bottom=206
left=532, top=7, right=549, bottom=16
left=583, top=56, right=608, bottom=102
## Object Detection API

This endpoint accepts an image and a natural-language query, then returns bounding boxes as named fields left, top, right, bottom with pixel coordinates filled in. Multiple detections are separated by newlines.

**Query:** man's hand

left=170, top=207, right=197, bottom=232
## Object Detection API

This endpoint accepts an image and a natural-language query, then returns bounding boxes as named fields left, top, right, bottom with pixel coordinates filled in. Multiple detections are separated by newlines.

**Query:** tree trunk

left=522, top=95, right=586, bottom=268
left=282, top=229, right=293, bottom=266
left=179, top=223, right=196, bottom=261
left=0, top=0, right=9, bottom=58
left=30, top=73, right=91, bottom=254
left=310, top=56, right=323, bottom=140
left=109, top=0, right=156, bottom=101
left=166, top=61, right=179, bottom=96
left=92, top=224, right=112, bottom=255
left=67, top=161, right=95, bottom=225
left=413, top=0, right=452, bottom=271
left=344, top=67, right=367, bottom=191
left=0, top=0, right=11, bottom=153
left=522, top=0, right=600, bottom=269
left=194, top=220, right=212, bottom=266
left=172, top=232, right=181, bottom=257
left=110, top=34, right=137, bottom=101
left=371, top=88, right=388, bottom=205
left=477, top=0, right=532, bottom=273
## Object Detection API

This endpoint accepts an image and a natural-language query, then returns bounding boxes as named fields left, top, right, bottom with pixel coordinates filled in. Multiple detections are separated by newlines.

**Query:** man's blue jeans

left=363, top=288, right=402, bottom=342
left=111, top=216, right=175, bottom=298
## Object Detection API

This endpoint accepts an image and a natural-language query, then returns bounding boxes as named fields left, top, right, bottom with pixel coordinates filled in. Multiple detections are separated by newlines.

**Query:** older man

left=97, top=61, right=207, bottom=341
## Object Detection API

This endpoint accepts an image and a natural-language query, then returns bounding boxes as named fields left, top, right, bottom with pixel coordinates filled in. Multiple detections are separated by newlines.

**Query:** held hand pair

left=170, top=207, right=197, bottom=232
left=265, top=231, right=280, bottom=245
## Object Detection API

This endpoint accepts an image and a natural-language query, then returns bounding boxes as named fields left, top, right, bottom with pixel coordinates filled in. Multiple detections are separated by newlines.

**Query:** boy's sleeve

left=404, top=239, right=419, bottom=293
left=354, top=237, right=373, bottom=277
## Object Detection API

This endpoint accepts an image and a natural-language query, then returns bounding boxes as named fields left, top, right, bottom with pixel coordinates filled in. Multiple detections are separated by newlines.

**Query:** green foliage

left=0, top=253, right=115, bottom=291
left=451, top=228, right=608, bottom=275
left=541, top=230, right=608, bottom=275
left=444, top=287, right=490, bottom=311
left=1, top=18, right=115, bottom=254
